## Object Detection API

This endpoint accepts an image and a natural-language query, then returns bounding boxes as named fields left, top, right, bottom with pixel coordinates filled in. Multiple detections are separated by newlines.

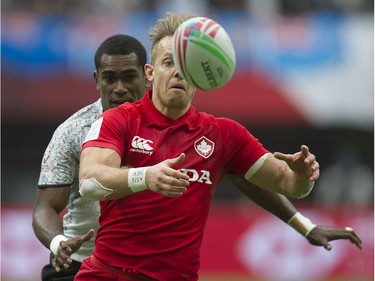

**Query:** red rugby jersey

left=82, top=90, right=268, bottom=281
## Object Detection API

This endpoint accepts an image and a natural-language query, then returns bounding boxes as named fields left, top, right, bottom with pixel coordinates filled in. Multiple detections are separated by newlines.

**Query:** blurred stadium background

left=1, top=0, right=374, bottom=280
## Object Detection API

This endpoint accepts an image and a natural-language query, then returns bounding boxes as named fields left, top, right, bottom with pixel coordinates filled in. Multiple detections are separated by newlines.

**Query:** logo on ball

left=172, top=17, right=236, bottom=91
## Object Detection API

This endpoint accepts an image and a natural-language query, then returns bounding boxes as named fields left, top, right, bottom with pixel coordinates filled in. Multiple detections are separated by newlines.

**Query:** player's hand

left=52, top=229, right=95, bottom=272
left=306, top=226, right=362, bottom=251
left=274, top=145, right=320, bottom=181
left=146, top=153, right=190, bottom=197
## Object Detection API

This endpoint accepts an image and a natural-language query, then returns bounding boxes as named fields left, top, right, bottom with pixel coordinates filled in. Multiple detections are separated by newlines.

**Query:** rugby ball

left=172, top=17, right=236, bottom=90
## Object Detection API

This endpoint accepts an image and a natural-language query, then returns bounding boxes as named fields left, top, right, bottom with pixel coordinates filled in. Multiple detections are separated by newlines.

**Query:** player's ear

left=144, top=64, right=154, bottom=82
left=144, top=75, right=151, bottom=89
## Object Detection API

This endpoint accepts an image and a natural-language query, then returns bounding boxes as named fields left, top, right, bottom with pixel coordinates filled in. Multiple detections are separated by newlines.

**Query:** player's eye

left=103, top=76, right=115, bottom=83
left=124, top=74, right=136, bottom=81
left=164, top=59, right=174, bottom=68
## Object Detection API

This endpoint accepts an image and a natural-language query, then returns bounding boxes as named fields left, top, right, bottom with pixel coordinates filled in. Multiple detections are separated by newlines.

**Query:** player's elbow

left=79, top=178, right=114, bottom=200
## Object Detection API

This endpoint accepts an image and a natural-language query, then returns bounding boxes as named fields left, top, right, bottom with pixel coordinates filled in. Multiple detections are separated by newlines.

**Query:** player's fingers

left=51, top=259, right=61, bottom=272
left=169, top=175, right=190, bottom=187
left=158, top=188, right=185, bottom=197
left=59, top=241, right=72, bottom=255
left=161, top=190, right=185, bottom=197
left=167, top=153, right=185, bottom=168
left=59, top=257, right=71, bottom=269
left=162, top=185, right=187, bottom=196
left=323, top=243, right=332, bottom=251
left=345, top=234, right=362, bottom=249
left=344, top=227, right=363, bottom=249
left=168, top=169, right=190, bottom=182
left=153, top=164, right=189, bottom=182
left=155, top=167, right=190, bottom=186
left=56, top=246, right=73, bottom=265
left=309, top=167, right=320, bottom=181
left=301, top=145, right=310, bottom=156
left=80, top=229, right=95, bottom=242
left=53, top=255, right=71, bottom=270
left=273, top=152, right=289, bottom=162
left=327, top=227, right=363, bottom=249
left=303, top=153, right=316, bottom=165
left=154, top=182, right=187, bottom=197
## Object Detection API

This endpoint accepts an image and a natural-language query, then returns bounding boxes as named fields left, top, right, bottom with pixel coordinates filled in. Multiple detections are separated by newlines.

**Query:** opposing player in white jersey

left=32, top=34, right=148, bottom=281
left=76, top=13, right=362, bottom=281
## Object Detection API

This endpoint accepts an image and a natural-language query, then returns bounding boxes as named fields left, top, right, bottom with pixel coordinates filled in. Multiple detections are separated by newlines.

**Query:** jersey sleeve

left=218, top=118, right=269, bottom=176
left=82, top=108, right=127, bottom=157
left=38, top=123, right=79, bottom=187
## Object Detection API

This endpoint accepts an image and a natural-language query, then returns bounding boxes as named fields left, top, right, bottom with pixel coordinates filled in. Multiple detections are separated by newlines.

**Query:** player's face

left=145, top=36, right=196, bottom=119
left=94, top=53, right=147, bottom=111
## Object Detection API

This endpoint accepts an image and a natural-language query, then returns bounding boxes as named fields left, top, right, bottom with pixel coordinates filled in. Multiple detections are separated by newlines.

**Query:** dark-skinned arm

left=32, top=187, right=70, bottom=249
left=32, top=187, right=94, bottom=272
left=227, top=175, right=362, bottom=250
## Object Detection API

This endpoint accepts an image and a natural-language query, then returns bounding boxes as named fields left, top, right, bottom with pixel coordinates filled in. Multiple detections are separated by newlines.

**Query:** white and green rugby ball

left=172, top=17, right=236, bottom=91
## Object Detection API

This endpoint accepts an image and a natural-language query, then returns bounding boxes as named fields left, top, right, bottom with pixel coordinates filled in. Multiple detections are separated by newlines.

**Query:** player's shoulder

left=102, top=100, right=140, bottom=120
left=197, top=111, right=239, bottom=128
left=58, top=100, right=102, bottom=132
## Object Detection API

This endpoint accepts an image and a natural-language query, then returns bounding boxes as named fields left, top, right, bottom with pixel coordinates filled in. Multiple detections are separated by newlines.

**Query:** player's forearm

left=262, top=163, right=314, bottom=199
left=79, top=165, right=138, bottom=200
left=32, top=207, right=64, bottom=249
left=228, top=176, right=316, bottom=236
left=249, top=156, right=315, bottom=199
left=230, top=176, right=297, bottom=222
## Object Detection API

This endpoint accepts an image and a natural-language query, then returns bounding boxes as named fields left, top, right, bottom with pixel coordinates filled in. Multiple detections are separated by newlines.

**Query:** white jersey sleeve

left=38, top=100, right=102, bottom=187
left=37, top=99, right=102, bottom=262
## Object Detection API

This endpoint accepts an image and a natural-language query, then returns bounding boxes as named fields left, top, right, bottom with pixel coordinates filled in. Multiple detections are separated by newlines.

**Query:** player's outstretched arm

left=79, top=147, right=190, bottom=200
left=249, top=145, right=319, bottom=198
left=228, top=175, right=297, bottom=221
left=32, top=187, right=73, bottom=270
left=228, top=176, right=362, bottom=250
left=32, top=187, right=70, bottom=250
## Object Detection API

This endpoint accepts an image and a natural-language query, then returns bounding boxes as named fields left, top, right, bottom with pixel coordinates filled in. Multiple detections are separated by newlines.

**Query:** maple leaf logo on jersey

left=194, top=136, right=215, bottom=159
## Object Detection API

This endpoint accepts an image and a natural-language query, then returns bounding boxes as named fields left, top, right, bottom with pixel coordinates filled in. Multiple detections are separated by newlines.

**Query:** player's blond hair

left=149, top=12, right=196, bottom=64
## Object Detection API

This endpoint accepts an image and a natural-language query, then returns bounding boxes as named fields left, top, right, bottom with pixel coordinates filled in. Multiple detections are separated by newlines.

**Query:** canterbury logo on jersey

left=130, top=136, right=154, bottom=155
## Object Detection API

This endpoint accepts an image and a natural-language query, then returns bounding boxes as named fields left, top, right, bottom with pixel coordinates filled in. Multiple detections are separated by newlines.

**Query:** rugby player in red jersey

left=76, top=13, right=361, bottom=281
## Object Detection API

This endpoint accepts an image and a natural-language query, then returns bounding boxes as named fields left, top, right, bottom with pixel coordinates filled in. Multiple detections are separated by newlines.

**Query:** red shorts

left=74, top=255, right=158, bottom=281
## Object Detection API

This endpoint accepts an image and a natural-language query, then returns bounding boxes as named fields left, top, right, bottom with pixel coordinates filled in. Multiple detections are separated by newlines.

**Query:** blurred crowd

left=3, top=0, right=373, bottom=17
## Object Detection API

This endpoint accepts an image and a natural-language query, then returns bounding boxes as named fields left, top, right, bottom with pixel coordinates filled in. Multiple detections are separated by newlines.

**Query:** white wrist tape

left=50, top=234, right=68, bottom=255
left=287, top=212, right=317, bottom=237
left=128, top=167, right=149, bottom=193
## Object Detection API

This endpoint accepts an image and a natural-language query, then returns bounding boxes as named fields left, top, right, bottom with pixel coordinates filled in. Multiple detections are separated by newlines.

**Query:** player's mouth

left=111, top=98, right=133, bottom=107
left=169, top=83, right=186, bottom=91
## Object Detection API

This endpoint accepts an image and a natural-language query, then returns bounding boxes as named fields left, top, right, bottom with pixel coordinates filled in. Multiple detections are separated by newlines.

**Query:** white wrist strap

left=287, top=212, right=317, bottom=237
left=128, top=167, right=149, bottom=193
left=49, top=234, right=68, bottom=255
